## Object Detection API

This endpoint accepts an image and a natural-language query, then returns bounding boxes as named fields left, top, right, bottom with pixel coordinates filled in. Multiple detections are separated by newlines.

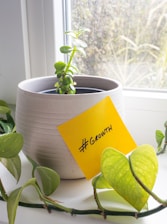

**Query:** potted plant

left=15, top=28, right=123, bottom=179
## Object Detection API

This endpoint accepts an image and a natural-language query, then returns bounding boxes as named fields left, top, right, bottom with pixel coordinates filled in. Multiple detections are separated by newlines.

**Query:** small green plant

left=54, top=28, right=90, bottom=94
left=156, top=121, right=167, bottom=154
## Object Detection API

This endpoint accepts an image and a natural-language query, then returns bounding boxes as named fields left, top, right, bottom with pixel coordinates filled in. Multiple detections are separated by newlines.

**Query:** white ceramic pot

left=16, top=75, right=123, bottom=179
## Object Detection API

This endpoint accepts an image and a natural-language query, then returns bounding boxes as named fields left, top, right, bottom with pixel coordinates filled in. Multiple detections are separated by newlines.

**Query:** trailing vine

left=0, top=99, right=167, bottom=224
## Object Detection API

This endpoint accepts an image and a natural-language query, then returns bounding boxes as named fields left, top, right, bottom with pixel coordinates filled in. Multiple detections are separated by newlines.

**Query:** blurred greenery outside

left=69, top=0, right=167, bottom=89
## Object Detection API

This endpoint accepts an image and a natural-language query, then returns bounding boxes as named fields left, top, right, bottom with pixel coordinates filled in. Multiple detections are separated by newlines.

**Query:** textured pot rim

left=18, top=75, right=122, bottom=97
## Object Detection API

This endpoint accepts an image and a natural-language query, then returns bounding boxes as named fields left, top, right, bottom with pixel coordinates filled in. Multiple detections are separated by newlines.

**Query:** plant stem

left=65, top=46, right=77, bottom=73
left=0, top=195, right=166, bottom=219
left=160, top=122, right=167, bottom=153
left=129, top=158, right=167, bottom=206
left=33, top=183, right=72, bottom=214
left=93, top=176, right=106, bottom=218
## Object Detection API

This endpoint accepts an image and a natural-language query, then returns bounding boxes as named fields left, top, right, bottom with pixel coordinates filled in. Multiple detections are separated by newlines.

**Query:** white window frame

left=21, top=0, right=65, bottom=78
left=2, top=0, right=167, bottom=146
left=0, top=0, right=26, bottom=104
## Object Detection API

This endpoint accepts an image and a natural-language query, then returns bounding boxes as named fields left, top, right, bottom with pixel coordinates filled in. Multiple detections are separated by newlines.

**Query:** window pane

left=68, top=0, right=167, bottom=89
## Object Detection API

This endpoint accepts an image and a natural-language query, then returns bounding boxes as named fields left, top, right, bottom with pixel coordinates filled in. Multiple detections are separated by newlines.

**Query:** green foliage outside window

left=70, top=0, right=167, bottom=89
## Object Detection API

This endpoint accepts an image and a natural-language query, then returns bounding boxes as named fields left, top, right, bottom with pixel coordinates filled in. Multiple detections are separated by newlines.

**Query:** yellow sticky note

left=58, top=96, right=136, bottom=179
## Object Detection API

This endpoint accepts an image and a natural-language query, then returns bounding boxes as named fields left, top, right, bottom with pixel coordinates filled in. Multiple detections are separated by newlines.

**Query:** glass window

left=64, top=0, right=167, bottom=90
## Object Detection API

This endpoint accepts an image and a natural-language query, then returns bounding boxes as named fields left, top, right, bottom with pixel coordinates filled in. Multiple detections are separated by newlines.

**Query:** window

left=65, top=0, right=167, bottom=90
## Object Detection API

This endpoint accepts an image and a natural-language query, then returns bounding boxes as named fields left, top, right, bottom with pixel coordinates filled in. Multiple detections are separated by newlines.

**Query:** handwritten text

left=78, top=124, right=112, bottom=152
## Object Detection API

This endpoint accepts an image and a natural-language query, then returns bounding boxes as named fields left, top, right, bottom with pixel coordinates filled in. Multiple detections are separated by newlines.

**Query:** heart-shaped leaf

left=0, top=155, right=21, bottom=182
left=92, top=174, right=113, bottom=189
left=54, top=61, right=66, bottom=73
left=101, top=144, right=158, bottom=211
left=0, top=133, right=23, bottom=158
left=8, top=187, right=23, bottom=224
left=36, top=166, right=60, bottom=196
left=60, top=46, right=73, bottom=54
left=7, top=178, right=37, bottom=224
left=27, top=156, right=60, bottom=196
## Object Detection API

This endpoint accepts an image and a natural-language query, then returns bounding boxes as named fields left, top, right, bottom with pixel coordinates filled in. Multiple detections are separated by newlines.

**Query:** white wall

left=124, top=90, right=167, bottom=147
left=0, top=0, right=26, bottom=104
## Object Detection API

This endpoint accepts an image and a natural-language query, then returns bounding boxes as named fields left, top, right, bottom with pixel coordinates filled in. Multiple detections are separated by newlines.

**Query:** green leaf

left=0, top=121, right=11, bottom=133
left=67, top=86, right=76, bottom=94
left=60, top=46, right=73, bottom=54
left=101, top=145, right=158, bottom=211
left=62, top=75, right=73, bottom=85
left=0, top=179, right=8, bottom=201
left=155, top=130, right=165, bottom=150
left=0, top=119, right=14, bottom=133
left=0, top=100, right=9, bottom=107
left=36, top=166, right=60, bottom=196
left=92, top=174, right=113, bottom=189
left=97, top=189, right=148, bottom=211
left=0, top=106, right=11, bottom=114
left=8, top=187, right=22, bottom=224
left=6, top=113, right=15, bottom=130
left=129, top=144, right=158, bottom=191
left=7, top=178, right=37, bottom=224
left=0, top=155, right=21, bottom=182
left=0, top=133, right=23, bottom=158
left=54, top=61, right=66, bottom=72
left=0, top=100, right=11, bottom=114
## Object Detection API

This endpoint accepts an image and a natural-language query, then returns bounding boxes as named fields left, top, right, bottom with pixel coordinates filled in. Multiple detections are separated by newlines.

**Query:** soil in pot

left=39, top=87, right=104, bottom=94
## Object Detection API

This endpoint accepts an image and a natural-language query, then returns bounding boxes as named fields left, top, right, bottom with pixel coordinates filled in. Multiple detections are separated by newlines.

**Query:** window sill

left=0, top=152, right=167, bottom=224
